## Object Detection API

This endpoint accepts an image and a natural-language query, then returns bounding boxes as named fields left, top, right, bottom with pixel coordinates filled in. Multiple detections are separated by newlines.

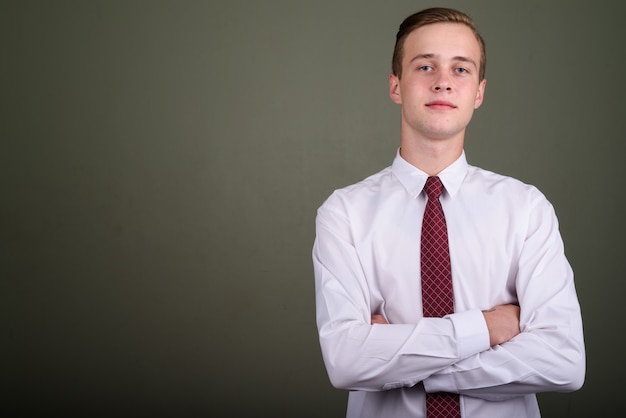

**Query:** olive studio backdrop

left=3, top=0, right=624, bottom=416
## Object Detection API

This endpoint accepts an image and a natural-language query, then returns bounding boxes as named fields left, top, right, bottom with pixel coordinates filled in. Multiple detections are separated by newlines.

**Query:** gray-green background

left=3, top=0, right=624, bottom=416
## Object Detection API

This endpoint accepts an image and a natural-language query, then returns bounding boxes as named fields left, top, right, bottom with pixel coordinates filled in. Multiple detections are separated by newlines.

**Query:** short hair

left=391, top=7, right=486, bottom=81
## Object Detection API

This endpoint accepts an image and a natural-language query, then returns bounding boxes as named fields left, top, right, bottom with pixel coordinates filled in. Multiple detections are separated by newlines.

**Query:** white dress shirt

left=313, top=150, right=585, bottom=418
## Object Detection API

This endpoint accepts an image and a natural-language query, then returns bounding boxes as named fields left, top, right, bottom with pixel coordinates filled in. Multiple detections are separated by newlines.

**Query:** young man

left=313, top=7, right=585, bottom=418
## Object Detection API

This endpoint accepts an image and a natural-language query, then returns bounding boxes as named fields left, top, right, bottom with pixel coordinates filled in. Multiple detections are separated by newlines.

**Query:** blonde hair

left=392, top=7, right=486, bottom=80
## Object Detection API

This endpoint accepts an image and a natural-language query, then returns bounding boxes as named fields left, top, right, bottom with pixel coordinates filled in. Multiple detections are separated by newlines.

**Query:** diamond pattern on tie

left=421, top=176, right=454, bottom=318
left=421, top=176, right=460, bottom=418
left=426, top=392, right=461, bottom=418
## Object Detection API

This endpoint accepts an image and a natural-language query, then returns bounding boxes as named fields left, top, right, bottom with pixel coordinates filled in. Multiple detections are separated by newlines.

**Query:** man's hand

left=371, top=314, right=388, bottom=324
left=482, top=304, right=521, bottom=346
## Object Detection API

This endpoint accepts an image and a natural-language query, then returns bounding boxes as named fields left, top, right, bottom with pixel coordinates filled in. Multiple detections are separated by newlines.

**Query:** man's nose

left=433, top=74, right=452, bottom=92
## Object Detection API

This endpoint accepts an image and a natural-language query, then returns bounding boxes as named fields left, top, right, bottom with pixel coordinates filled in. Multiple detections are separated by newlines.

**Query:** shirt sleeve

left=313, top=194, right=491, bottom=391
left=423, top=191, right=586, bottom=400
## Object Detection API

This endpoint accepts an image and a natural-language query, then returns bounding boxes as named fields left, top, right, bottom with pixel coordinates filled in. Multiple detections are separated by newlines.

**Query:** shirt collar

left=391, top=148, right=468, bottom=199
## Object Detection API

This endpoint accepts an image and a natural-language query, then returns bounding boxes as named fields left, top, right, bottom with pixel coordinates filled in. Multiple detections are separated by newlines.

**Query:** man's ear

left=389, top=74, right=402, bottom=104
left=474, top=78, right=486, bottom=109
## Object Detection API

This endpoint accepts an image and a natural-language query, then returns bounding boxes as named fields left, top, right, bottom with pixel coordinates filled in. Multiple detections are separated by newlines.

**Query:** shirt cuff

left=423, top=309, right=490, bottom=394
left=449, top=308, right=490, bottom=358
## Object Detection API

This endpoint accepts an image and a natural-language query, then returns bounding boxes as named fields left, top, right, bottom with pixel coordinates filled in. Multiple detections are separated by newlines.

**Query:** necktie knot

left=425, top=176, right=443, bottom=200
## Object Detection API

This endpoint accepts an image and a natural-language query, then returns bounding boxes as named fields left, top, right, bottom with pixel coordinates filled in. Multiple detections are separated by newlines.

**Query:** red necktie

left=421, top=176, right=461, bottom=418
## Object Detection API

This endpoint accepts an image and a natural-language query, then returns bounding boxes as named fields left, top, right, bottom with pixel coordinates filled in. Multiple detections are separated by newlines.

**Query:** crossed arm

left=371, top=304, right=521, bottom=347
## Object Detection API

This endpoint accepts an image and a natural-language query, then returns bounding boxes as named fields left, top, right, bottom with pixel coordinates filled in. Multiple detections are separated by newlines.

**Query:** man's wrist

left=447, top=309, right=491, bottom=358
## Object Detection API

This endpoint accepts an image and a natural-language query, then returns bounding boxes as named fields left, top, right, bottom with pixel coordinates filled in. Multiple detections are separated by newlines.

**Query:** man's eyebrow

left=453, top=56, right=478, bottom=67
left=409, top=53, right=436, bottom=63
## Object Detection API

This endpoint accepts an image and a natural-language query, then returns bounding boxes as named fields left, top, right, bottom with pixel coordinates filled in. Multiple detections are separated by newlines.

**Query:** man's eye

left=419, top=66, right=433, bottom=71
left=456, top=67, right=469, bottom=74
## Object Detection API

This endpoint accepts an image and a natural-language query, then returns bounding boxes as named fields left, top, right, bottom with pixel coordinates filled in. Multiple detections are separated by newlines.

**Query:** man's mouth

left=426, top=100, right=456, bottom=110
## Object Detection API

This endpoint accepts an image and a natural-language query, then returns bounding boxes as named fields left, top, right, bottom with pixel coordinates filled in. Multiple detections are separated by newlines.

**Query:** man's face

left=389, top=23, right=486, bottom=142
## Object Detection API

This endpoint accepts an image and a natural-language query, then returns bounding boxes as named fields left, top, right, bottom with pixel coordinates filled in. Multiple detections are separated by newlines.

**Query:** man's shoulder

left=466, top=165, right=546, bottom=201
left=468, top=165, right=533, bottom=188
left=340, top=166, right=394, bottom=193
left=318, top=166, right=394, bottom=209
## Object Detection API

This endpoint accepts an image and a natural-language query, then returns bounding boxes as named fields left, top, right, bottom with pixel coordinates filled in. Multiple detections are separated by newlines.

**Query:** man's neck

left=399, top=134, right=464, bottom=176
